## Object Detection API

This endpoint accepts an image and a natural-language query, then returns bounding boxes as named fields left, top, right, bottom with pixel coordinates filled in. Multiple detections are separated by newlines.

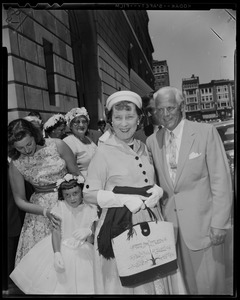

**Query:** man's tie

left=169, top=131, right=177, bottom=183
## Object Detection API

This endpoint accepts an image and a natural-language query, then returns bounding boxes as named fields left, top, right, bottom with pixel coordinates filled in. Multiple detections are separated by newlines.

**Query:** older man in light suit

left=146, top=86, right=232, bottom=295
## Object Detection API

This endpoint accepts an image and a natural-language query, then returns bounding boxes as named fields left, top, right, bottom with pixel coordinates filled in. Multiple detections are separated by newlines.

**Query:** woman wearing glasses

left=63, top=107, right=97, bottom=179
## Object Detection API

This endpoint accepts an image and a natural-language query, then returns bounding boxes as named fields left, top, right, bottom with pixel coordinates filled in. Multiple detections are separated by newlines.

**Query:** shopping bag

left=111, top=220, right=177, bottom=287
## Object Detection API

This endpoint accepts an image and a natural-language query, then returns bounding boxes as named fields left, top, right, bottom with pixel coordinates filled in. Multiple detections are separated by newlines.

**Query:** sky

left=147, top=9, right=236, bottom=91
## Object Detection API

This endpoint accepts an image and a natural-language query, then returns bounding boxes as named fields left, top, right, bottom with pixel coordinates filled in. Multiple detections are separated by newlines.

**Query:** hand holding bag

left=97, top=185, right=152, bottom=260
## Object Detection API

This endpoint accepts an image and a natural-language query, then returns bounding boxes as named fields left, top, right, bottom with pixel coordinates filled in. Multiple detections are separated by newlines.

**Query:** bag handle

left=127, top=207, right=157, bottom=240
left=145, top=206, right=157, bottom=222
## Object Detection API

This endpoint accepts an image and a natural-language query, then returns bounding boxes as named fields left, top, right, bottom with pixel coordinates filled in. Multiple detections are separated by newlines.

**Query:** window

left=202, top=103, right=215, bottom=109
left=43, top=39, right=55, bottom=106
left=188, top=104, right=198, bottom=111
left=186, top=97, right=197, bottom=104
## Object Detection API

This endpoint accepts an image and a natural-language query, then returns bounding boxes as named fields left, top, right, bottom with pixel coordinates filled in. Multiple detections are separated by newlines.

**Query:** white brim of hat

left=106, top=91, right=142, bottom=110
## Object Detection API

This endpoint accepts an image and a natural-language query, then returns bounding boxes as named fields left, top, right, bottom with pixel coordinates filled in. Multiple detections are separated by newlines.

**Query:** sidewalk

left=224, top=225, right=234, bottom=295
left=2, top=226, right=234, bottom=296
left=2, top=282, right=24, bottom=297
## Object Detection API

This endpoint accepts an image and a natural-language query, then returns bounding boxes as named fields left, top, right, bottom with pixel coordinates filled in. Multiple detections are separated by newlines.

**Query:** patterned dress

left=13, top=139, right=67, bottom=266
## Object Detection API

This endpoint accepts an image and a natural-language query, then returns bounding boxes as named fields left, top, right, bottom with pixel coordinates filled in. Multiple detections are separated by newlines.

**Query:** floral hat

left=24, top=116, right=43, bottom=126
left=56, top=174, right=85, bottom=189
left=65, top=107, right=90, bottom=128
left=44, top=114, right=65, bottom=130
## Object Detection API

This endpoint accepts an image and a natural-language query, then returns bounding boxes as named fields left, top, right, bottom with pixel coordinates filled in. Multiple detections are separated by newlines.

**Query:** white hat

left=24, top=116, right=42, bottom=126
left=43, top=114, right=65, bottom=130
left=106, top=91, right=142, bottom=110
left=65, top=107, right=90, bottom=127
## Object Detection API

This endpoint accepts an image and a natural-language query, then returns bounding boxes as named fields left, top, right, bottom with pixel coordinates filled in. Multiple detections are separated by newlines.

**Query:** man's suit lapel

left=175, top=120, right=195, bottom=186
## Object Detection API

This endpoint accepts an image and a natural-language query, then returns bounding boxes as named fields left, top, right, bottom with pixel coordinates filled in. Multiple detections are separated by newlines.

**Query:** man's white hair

left=153, top=86, right=185, bottom=105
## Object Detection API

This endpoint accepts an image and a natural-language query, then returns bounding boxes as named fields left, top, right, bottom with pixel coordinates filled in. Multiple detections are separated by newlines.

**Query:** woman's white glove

left=117, top=195, right=145, bottom=213
left=97, top=190, right=123, bottom=208
left=144, top=184, right=163, bottom=208
left=72, top=228, right=92, bottom=242
left=97, top=190, right=145, bottom=213
left=54, top=252, right=65, bottom=272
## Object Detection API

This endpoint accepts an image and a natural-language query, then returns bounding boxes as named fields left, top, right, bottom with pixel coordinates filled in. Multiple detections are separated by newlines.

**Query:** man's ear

left=180, top=102, right=185, bottom=116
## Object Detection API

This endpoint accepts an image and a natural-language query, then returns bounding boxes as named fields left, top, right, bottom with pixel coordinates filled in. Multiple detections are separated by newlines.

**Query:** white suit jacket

left=146, top=120, right=232, bottom=250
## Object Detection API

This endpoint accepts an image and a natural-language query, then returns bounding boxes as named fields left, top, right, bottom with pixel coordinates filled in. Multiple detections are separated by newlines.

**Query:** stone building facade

left=3, top=8, right=77, bottom=124
left=3, top=7, right=155, bottom=128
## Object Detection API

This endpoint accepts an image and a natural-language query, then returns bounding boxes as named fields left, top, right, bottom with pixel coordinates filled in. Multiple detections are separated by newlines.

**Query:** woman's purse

left=97, top=185, right=178, bottom=287
left=111, top=216, right=177, bottom=287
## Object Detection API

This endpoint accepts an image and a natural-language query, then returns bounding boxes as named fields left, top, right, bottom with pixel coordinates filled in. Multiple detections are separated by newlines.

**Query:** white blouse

left=63, top=134, right=97, bottom=178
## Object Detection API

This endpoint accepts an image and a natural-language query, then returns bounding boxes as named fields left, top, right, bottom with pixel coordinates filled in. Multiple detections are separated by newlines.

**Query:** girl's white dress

left=10, top=201, right=98, bottom=294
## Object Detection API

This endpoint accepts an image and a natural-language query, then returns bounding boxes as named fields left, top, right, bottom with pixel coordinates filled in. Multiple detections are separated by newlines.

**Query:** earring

left=137, top=120, right=140, bottom=125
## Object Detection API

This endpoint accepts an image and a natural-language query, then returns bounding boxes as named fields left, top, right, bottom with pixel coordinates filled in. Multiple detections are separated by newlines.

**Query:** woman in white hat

left=43, top=114, right=66, bottom=139
left=83, top=90, right=186, bottom=294
left=63, top=107, right=97, bottom=179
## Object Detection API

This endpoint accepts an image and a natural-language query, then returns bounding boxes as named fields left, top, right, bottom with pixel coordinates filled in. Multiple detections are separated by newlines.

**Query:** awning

left=129, top=69, right=153, bottom=97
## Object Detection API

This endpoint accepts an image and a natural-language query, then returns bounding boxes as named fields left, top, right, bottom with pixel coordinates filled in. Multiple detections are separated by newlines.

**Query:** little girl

left=10, top=174, right=98, bottom=294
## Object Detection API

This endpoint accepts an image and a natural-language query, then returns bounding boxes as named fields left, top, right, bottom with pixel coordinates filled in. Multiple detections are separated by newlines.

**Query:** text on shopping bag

left=112, top=221, right=176, bottom=277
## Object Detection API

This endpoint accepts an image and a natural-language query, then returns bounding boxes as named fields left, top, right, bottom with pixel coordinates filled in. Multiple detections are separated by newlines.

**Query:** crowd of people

left=6, top=87, right=233, bottom=295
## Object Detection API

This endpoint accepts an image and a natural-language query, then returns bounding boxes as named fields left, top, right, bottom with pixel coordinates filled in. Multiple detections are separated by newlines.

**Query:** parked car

left=213, top=119, right=234, bottom=222
left=212, top=119, right=234, bottom=181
